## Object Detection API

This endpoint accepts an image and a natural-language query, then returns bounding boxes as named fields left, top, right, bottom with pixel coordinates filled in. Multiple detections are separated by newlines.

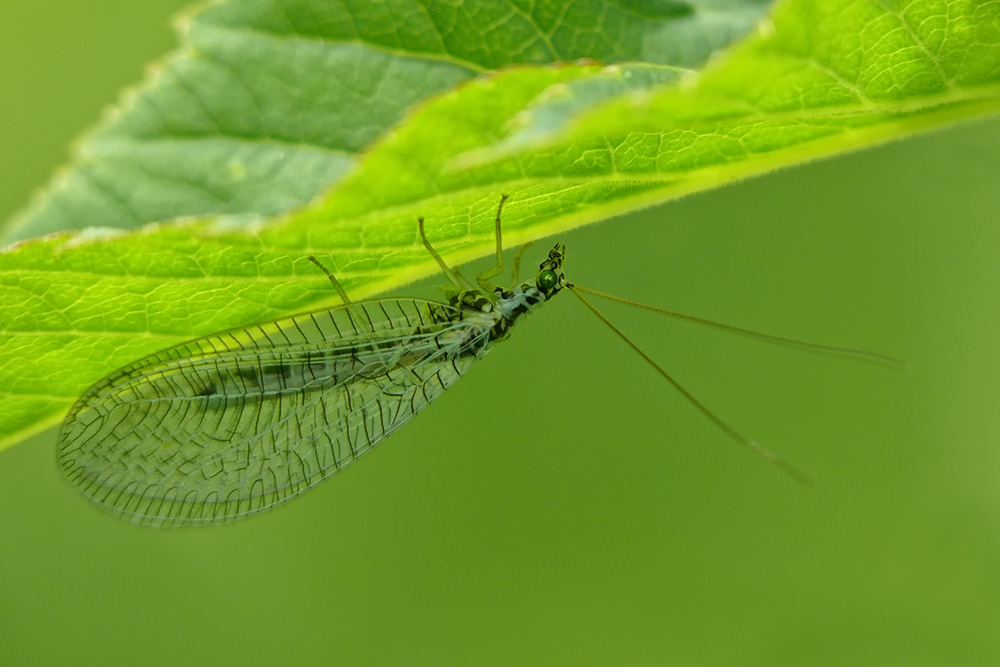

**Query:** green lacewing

left=57, top=196, right=903, bottom=526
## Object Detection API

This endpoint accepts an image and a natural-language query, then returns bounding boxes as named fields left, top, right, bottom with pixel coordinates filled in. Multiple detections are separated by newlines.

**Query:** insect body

left=57, top=196, right=902, bottom=526
left=57, top=197, right=567, bottom=526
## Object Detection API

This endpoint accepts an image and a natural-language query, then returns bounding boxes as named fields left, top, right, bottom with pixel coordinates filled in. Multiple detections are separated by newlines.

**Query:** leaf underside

left=2, top=0, right=999, bottom=452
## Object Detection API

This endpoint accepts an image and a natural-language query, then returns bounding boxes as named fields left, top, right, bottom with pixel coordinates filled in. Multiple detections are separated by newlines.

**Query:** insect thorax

left=492, top=283, right=552, bottom=341
left=426, top=282, right=550, bottom=345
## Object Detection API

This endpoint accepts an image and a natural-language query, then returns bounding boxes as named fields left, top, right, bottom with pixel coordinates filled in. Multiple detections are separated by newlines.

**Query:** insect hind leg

left=306, top=256, right=352, bottom=304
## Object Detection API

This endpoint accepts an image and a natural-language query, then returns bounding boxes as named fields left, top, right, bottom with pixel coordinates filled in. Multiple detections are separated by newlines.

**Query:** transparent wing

left=57, top=298, right=491, bottom=526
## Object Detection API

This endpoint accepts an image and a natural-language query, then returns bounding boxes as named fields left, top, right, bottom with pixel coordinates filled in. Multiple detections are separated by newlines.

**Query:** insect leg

left=509, top=241, right=535, bottom=288
left=419, top=216, right=476, bottom=291
left=476, top=194, right=509, bottom=291
left=306, top=256, right=352, bottom=303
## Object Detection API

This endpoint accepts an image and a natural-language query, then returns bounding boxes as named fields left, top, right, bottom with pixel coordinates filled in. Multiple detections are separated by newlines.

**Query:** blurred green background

left=2, top=2, right=998, bottom=665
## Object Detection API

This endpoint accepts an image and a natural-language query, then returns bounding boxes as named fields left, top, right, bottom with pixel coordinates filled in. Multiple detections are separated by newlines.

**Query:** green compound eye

left=537, top=269, right=558, bottom=290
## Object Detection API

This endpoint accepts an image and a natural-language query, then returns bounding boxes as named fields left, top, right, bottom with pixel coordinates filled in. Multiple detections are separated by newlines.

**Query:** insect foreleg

left=509, top=241, right=535, bottom=289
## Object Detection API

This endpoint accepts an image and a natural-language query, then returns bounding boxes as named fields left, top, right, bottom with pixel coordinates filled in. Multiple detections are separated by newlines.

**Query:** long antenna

left=572, top=285, right=907, bottom=370
left=567, top=285, right=812, bottom=485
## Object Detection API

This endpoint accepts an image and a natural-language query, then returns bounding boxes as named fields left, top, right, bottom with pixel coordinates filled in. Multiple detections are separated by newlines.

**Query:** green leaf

left=2, top=0, right=1000, bottom=452
left=4, top=0, right=768, bottom=242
